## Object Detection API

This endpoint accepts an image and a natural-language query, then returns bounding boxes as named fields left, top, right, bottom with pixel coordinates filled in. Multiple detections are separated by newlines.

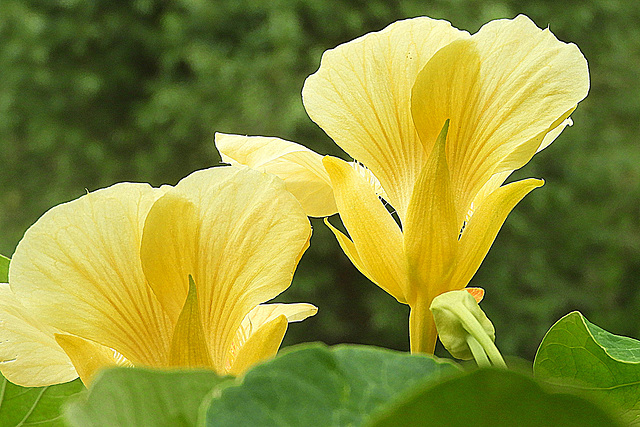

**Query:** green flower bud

left=430, top=290, right=502, bottom=366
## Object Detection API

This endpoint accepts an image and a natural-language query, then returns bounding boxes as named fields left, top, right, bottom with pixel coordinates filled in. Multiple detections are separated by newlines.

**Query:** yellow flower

left=0, top=166, right=316, bottom=386
left=217, top=15, right=589, bottom=353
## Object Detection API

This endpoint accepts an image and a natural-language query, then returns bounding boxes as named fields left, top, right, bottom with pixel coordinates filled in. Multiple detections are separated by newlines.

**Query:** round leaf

left=534, top=311, right=640, bottom=425
left=205, top=343, right=460, bottom=426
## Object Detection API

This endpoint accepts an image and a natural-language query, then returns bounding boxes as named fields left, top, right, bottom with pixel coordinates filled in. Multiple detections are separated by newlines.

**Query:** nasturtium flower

left=0, top=166, right=316, bottom=387
left=217, top=15, right=589, bottom=353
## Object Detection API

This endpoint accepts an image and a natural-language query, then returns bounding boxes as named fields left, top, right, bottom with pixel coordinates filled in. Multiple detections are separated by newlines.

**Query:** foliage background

left=0, top=0, right=638, bottom=360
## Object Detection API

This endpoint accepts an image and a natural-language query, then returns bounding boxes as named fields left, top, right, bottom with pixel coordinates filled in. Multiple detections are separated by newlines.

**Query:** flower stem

left=409, top=296, right=438, bottom=354
left=466, top=335, right=490, bottom=367
left=456, top=305, right=506, bottom=368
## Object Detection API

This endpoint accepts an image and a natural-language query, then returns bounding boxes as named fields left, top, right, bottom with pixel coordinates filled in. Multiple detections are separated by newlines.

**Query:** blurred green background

left=1, top=0, right=638, bottom=361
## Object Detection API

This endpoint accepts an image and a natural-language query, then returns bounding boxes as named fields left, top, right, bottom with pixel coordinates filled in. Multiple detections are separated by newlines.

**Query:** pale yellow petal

left=243, top=303, right=318, bottom=326
left=140, top=193, right=199, bottom=323
left=55, top=334, right=132, bottom=386
left=496, top=109, right=575, bottom=173
left=215, top=133, right=337, bottom=217
left=472, top=171, right=512, bottom=207
left=168, top=276, right=213, bottom=369
left=475, top=15, right=590, bottom=166
left=464, top=170, right=513, bottom=225
left=453, top=178, right=544, bottom=288
left=411, top=15, right=589, bottom=222
left=350, top=162, right=389, bottom=201
left=0, top=284, right=77, bottom=387
left=323, top=156, right=408, bottom=303
left=172, top=166, right=311, bottom=372
left=9, top=183, right=173, bottom=367
left=225, top=302, right=317, bottom=371
left=536, top=116, right=574, bottom=154
left=410, top=39, right=481, bottom=227
left=404, top=121, right=459, bottom=303
left=227, top=315, right=288, bottom=376
left=468, top=110, right=567, bottom=216
left=303, top=17, right=469, bottom=221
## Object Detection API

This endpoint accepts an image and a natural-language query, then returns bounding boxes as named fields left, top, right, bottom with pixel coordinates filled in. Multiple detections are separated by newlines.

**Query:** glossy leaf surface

left=205, top=343, right=459, bottom=426
left=534, top=311, right=640, bottom=425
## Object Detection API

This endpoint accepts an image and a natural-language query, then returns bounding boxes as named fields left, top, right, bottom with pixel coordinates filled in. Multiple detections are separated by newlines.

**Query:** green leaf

left=534, top=311, right=640, bottom=425
left=0, top=372, right=84, bottom=426
left=0, top=255, right=9, bottom=283
left=367, top=368, right=623, bottom=427
left=204, top=343, right=460, bottom=426
left=64, top=367, right=231, bottom=427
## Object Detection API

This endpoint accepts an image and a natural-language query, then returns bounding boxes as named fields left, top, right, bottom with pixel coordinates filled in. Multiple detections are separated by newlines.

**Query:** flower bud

left=430, top=289, right=495, bottom=360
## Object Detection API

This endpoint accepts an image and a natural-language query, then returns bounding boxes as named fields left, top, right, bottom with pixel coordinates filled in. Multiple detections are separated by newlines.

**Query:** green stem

left=483, top=338, right=507, bottom=368
left=456, top=304, right=507, bottom=368
left=466, top=335, right=490, bottom=367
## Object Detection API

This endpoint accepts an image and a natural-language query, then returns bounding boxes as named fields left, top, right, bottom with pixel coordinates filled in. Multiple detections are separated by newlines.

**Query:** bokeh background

left=1, top=0, right=638, bottom=361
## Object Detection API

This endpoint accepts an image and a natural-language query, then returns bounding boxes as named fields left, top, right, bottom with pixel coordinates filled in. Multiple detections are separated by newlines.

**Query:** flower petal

left=404, top=121, right=459, bottom=303
left=140, top=193, right=199, bottom=323
left=453, top=178, right=544, bottom=288
left=323, top=156, right=408, bottom=303
left=227, top=302, right=316, bottom=360
left=227, top=315, right=288, bottom=376
left=536, top=116, right=574, bottom=154
left=411, top=15, right=589, bottom=221
left=215, top=133, right=337, bottom=217
left=410, top=38, right=482, bottom=227
left=172, top=166, right=311, bottom=371
left=224, top=303, right=316, bottom=373
left=9, top=184, right=173, bottom=367
left=243, top=303, right=318, bottom=326
left=55, top=334, right=132, bottom=386
left=168, top=276, right=213, bottom=369
left=468, top=170, right=513, bottom=218
left=303, top=17, right=469, bottom=221
left=0, top=284, right=77, bottom=387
